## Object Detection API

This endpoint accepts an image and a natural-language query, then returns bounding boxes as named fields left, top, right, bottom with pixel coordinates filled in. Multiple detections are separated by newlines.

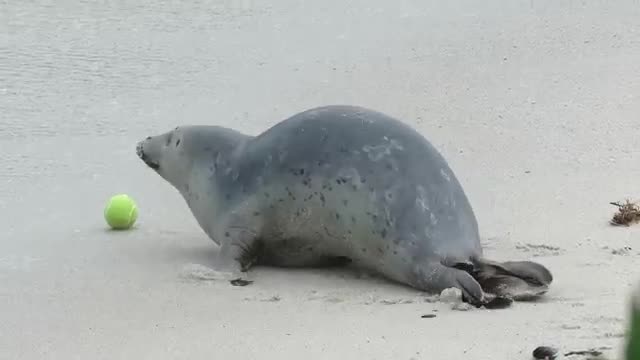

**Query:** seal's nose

left=136, top=139, right=160, bottom=170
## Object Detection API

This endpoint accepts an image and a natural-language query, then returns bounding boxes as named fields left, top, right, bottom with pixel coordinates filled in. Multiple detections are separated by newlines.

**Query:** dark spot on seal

left=253, top=211, right=261, bottom=216
left=322, top=182, right=334, bottom=191
left=278, top=149, right=287, bottom=161
left=176, top=139, right=181, bottom=146
left=342, top=199, right=348, bottom=206
left=225, top=194, right=231, bottom=200
left=380, top=228, right=387, bottom=239
left=285, top=187, right=296, bottom=200
left=361, top=247, right=367, bottom=253
left=322, top=226, right=332, bottom=237
left=361, top=177, right=367, bottom=183
left=386, top=163, right=393, bottom=170
left=319, top=193, right=326, bottom=206
left=335, top=213, right=341, bottom=220
left=290, top=168, right=305, bottom=176
left=224, top=232, right=230, bottom=237
left=351, top=216, right=356, bottom=224
left=264, top=192, right=270, bottom=198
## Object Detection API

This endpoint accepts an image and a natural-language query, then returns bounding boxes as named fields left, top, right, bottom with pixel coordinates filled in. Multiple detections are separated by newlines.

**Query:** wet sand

left=2, top=1, right=640, bottom=359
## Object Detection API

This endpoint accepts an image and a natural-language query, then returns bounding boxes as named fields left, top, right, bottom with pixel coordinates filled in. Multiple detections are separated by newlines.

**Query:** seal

left=136, top=105, right=553, bottom=308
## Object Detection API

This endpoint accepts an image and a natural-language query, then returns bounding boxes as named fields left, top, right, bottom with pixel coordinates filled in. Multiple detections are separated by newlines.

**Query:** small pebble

left=230, top=279, right=253, bottom=286
left=532, top=346, right=558, bottom=360
left=439, top=287, right=462, bottom=303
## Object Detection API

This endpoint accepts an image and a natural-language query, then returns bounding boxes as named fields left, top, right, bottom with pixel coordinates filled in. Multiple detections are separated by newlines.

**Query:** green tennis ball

left=104, top=194, right=138, bottom=230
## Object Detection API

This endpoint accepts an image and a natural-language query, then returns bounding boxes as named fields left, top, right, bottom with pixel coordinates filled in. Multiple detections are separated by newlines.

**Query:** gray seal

left=136, top=105, right=552, bottom=308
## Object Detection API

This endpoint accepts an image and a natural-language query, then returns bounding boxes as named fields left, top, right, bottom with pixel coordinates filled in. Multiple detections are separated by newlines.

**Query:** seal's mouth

left=136, top=142, right=159, bottom=170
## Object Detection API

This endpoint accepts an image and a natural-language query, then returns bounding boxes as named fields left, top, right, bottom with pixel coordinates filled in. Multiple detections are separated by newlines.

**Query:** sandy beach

left=2, top=1, right=640, bottom=359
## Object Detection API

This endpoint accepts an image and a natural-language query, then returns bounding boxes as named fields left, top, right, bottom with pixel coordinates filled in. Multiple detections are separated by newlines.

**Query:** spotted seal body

left=136, top=105, right=552, bottom=307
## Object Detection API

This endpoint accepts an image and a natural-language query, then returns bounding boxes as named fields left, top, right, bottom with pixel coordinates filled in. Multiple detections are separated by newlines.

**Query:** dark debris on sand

left=610, top=200, right=640, bottom=227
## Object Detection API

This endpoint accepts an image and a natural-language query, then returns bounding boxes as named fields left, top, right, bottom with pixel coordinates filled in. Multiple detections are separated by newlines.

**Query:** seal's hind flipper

left=472, top=259, right=553, bottom=300
left=408, top=262, right=486, bottom=306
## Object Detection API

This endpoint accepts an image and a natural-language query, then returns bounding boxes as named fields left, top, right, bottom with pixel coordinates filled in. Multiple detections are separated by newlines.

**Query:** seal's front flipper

left=180, top=262, right=245, bottom=282
left=182, top=214, right=261, bottom=284
left=179, top=241, right=256, bottom=283
left=472, top=258, right=553, bottom=300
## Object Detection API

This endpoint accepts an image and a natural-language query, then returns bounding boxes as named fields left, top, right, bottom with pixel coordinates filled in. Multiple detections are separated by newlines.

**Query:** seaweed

left=610, top=200, right=640, bottom=226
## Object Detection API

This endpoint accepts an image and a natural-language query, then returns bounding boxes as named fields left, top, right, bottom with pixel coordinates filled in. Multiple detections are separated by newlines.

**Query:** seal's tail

left=471, top=258, right=553, bottom=301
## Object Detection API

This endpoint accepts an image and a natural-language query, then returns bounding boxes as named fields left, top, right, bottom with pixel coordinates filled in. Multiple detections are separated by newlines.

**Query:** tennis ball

left=104, top=194, right=138, bottom=230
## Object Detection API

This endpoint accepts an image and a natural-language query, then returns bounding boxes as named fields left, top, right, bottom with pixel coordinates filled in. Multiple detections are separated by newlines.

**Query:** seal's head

left=136, top=126, right=192, bottom=189
left=136, top=125, right=249, bottom=191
